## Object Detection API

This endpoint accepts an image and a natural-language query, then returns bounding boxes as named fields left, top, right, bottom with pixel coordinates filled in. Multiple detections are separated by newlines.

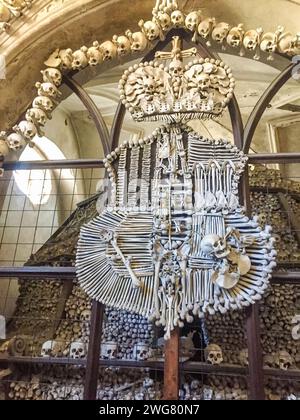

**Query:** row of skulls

left=1, top=4, right=300, bottom=163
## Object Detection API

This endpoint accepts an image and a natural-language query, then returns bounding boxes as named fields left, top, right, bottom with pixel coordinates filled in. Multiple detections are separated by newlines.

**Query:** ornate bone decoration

left=76, top=33, right=276, bottom=340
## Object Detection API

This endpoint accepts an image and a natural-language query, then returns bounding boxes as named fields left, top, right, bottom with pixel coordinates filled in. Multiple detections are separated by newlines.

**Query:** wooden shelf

left=1, top=356, right=300, bottom=379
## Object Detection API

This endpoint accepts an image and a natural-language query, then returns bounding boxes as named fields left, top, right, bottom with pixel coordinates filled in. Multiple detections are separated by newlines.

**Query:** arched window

left=13, top=136, right=69, bottom=206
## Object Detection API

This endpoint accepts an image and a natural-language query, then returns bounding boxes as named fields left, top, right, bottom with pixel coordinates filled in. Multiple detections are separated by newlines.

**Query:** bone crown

left=119, top=36, right=235, bottom=122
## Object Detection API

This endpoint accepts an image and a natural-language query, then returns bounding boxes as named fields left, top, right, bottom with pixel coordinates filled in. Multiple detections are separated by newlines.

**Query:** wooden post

left=164, top=328, right=180, bottom=400
left=84, top=301, right=104, bottom=400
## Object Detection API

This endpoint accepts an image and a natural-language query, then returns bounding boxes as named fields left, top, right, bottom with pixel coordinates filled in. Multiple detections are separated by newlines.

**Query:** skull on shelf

left=69, top=341, right=86, bottom=359
left=41, top=340, right=63, bottom=358
left=239, top=348, right=249, bottom=366
left=133, top=342, right=152, bottom=361
left=205, top=344, right=223, bottom=365
left=275, top=350, right=294, bottom=371
left=101, top=341, right=118, bottom=359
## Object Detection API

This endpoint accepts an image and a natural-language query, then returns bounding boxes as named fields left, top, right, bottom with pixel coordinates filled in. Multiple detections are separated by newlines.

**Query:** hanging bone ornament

left=76, top=34, right=276, bottom=341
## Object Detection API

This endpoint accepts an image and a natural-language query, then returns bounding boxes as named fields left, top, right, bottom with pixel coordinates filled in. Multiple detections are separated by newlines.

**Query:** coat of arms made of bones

left=76, top=36, right=276, bottom=340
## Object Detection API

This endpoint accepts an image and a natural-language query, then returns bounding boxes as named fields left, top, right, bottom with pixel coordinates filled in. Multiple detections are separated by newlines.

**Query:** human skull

left=212, top=22, right=231, bottom=44
left=6, top=132, right=26, bottom=151
left=69, top=341, right=86, bottom=359
left=41, top=340, right=63, bottom=358
left=200, top=234, right=225, bottom=256
left=26, top=108, right=47, bottom=126
left=0, top=4, right=11, bottom=22
left=227, top=24, right=244, bottom=48
left=198, top=18, right=215, bottom=39
left=59, top=48, right=73, bottom=70
left=36, top=82, right=59, bottom=99
left=80, top=309, right=91, bottom=322
left=87, top=41, right=103, bottom=66
left=16, top=120, right=37, bottom=141
left=260, top=33, right=278, bottom=53
left=202, top=387, right=214, bottom=400
left=100, top=41, right=117, bottom=61
left=128, top=31, right=148, bottom=52
left=239, top=348, right=249, bottom=366
left=33, top=96, right=54, bottom=113
left=0, top=139, right=9, bottom=156
left=156, top=11, right=171, bottom=31
left=140, top=20, right=160, bottom=41
left=101, top=341, right=117, bottom=359
left=278, top=32, right=300, bottom=56
left=72, top=47, right=88, bottom=70
left=169, top=59, right=183, bottom=77
left=41, top=68, right=62, bottom=86
left=185, top=11, right=202, bottom=32
left=205, top=344, right=223, bottom=365
left=275, top=350, right=294, bottom=370
left=133, top=343, right=151, bottom=361
left=171, top=10, right=185, bottom=27
left=198, top=73, right=210, bottom=91
left=113, top=35, right=131, bottom=56
left=243, top=29, right=263, bottom=51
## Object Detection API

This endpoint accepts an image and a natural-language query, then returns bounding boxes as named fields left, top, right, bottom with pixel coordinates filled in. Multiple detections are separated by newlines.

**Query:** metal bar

left=63, top=75, right=111, bottom=156
left=84, top=301, right=104, bottom=400
left=0, top=266, right=76, bottom=279
left=248, top=153, right=300, bottom=164
left=243, top=63, right=297, bottom=154
left=3, top=159, right=104, bottom=171
left=164, top=328, right=180, bottom=400
left=271, top=271, right=300, bottom=284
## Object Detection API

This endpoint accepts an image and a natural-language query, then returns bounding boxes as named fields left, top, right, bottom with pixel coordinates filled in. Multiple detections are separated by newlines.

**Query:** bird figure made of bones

left=76, top=36, right=276, bottom=340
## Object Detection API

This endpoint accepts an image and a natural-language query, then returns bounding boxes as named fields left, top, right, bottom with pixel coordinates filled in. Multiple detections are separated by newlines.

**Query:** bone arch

left=0, top=0, right=299, bottom=161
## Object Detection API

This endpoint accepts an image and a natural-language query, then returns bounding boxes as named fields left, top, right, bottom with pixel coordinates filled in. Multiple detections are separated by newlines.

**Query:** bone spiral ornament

left=76, top=36, right=276, bottom=340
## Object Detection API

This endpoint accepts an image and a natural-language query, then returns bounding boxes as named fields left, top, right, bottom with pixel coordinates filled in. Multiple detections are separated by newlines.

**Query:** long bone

left=111, top=235, right=141, bottom=288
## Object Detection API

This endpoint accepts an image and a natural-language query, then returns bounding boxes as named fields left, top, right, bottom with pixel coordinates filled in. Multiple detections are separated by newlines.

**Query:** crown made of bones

left=119, top=36, right=235, bottom=122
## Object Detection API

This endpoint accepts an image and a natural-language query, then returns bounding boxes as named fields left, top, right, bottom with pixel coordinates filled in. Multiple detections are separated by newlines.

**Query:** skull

left=113, top=35, right=131, bottom=56
left=0, top=4, right=11, bottom=22
left=6, top=132, right=26, bottom=151
left=185, top=11, right=202, bottom=32
left=127, top=31, right=148, bottom=52
left=169, top=59, right=183, bottom=77
left=41, top=340, right=63, bottom=358
left=227, top=24, right=244, bottom=48
left=140, top=20, right=160, bottom=41
left=41, top=68, right=62, bottom=86
left=26, top=108, right=47, bottom=126
left=0, top=139, right=9, bottom=156
left=200, top=234, right=223, bottom=256
left=133, top=342, right=152, bottom=361
left=101, top=341, right=117, bottom=359
left=278, top=32, right=300, bottom=56
left=87, top=41, right=103, bottom=66
left=59, top=48, right=73, bottom=70
left=205, top=344, right=223, bottom=365
left=198, top=73, right=210, bottom=91
left=69, top=341, right=86, bottom=359
left=171, top=10, right=185, bottom=27
left=198, top=18, right=215, bottom=39
left=212, top=22, right=231, bottom=44
left=275, top=350, right=294, bottom=370
left=72, top=47, right=88, bottom=70
left=36, top=82, right=60, bottom=99
left=33, top=96, right=54, bottom=114
left=156, top=11, right=171, bottom=31
left=100, top=41, right=117, bottom=61
left=263, top=354, right=275, bottom=368
left=202, top=387, right=214, bottom=400
left=16, top=120, right=37, bottom=141
left=243, top=29, right=263, bottom=51
left=80, top=309, right=91, bottom=322
left=239, top=348, right=249, bottom=366
left=260, top=33, right=278, bottom=53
